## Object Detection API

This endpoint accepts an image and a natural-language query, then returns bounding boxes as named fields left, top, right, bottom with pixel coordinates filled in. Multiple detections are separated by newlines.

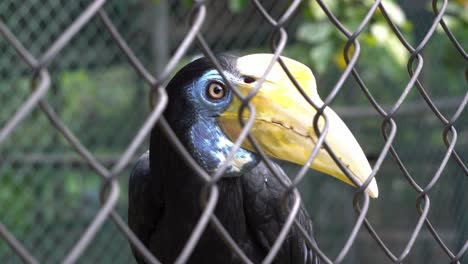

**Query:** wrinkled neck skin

left=188, top=119, right=259, bottom=177
left=150, top=117, right=259, bottom=211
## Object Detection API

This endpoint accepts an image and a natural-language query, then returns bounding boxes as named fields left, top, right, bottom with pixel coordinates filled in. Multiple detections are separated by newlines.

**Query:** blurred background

left=0, top=0, right=466, bottom=263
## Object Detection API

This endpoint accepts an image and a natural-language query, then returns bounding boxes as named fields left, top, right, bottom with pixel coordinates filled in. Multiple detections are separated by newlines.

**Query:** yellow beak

left=217, top=54, right=378, bottom=198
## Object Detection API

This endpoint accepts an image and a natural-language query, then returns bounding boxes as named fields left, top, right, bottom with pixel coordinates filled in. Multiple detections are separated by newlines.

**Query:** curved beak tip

left=367, top=179, right=379, bottom=198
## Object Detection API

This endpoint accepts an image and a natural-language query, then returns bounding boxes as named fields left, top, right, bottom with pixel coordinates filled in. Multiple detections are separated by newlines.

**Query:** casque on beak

left=217, top=54, right=379, bottom=198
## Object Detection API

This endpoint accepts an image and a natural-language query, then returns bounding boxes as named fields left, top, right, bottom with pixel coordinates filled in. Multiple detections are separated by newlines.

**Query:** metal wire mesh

left=0, top=0, right=467, bottom=263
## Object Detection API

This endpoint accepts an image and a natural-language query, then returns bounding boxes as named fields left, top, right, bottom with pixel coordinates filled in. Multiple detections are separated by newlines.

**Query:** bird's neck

left=149, top=127, right=263, bottom=261
left=150, top=126, right=247, bottom=213
left=150, top=128, right=198, bottom=205
left=150, top=128, right=252, bottom=243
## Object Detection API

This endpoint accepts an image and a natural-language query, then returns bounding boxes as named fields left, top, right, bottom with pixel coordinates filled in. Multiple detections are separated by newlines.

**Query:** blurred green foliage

left=227, top=0, right=467, bottom=103
left=1, top=0, right=467, bottom=263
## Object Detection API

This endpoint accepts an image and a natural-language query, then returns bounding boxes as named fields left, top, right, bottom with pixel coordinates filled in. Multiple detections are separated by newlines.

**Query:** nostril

left=242, top=76, right=256, bottom=84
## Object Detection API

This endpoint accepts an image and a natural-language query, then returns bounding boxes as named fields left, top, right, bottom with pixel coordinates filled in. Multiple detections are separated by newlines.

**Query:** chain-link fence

left=0, top=0, right=467, bottom=263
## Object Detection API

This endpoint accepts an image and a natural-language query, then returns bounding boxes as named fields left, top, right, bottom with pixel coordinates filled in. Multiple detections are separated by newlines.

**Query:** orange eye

left=207, top=82, right=225, bottom=100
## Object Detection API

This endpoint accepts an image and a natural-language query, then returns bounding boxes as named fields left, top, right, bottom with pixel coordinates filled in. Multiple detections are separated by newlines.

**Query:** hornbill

left=128, top=54, right=378, bottom=263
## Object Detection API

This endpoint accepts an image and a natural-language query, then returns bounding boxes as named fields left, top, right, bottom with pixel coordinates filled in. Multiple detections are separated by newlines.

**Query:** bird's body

left=129, top=123, right=319, bottom=264
left=129, top=54, right=378, bottom=263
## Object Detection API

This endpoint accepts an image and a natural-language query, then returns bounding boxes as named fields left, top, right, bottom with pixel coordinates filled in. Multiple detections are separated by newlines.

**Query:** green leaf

left=379, top=1, right=406, bottom=26
left=308, top=0, right=337, bottom=19
left=65, top=174, right=81, bottom=196
left=297, top=22, right=333, bottom=44
left=308, top=41, right=334, bottom=74
left=228, top=0, right=248, bottom=13
left=370, top=23, right=408, bottom=66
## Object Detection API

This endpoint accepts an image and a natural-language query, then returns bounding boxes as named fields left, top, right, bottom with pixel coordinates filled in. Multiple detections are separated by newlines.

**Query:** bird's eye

left=206, top=82, right=226, bottom=100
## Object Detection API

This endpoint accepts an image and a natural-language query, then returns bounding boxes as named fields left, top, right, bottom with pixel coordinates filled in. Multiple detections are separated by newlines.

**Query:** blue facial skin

left=167, top=69, right=259, bottom=177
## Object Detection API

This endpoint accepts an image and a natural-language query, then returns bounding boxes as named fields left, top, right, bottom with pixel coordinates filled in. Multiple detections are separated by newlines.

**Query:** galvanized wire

left=0, top=0, right=466, bottom=263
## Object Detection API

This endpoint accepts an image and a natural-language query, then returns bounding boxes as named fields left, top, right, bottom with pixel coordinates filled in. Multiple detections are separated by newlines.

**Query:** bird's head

left=165, top=55, right=259, bottom=177
left=164, top=54, right=378, bottom=198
